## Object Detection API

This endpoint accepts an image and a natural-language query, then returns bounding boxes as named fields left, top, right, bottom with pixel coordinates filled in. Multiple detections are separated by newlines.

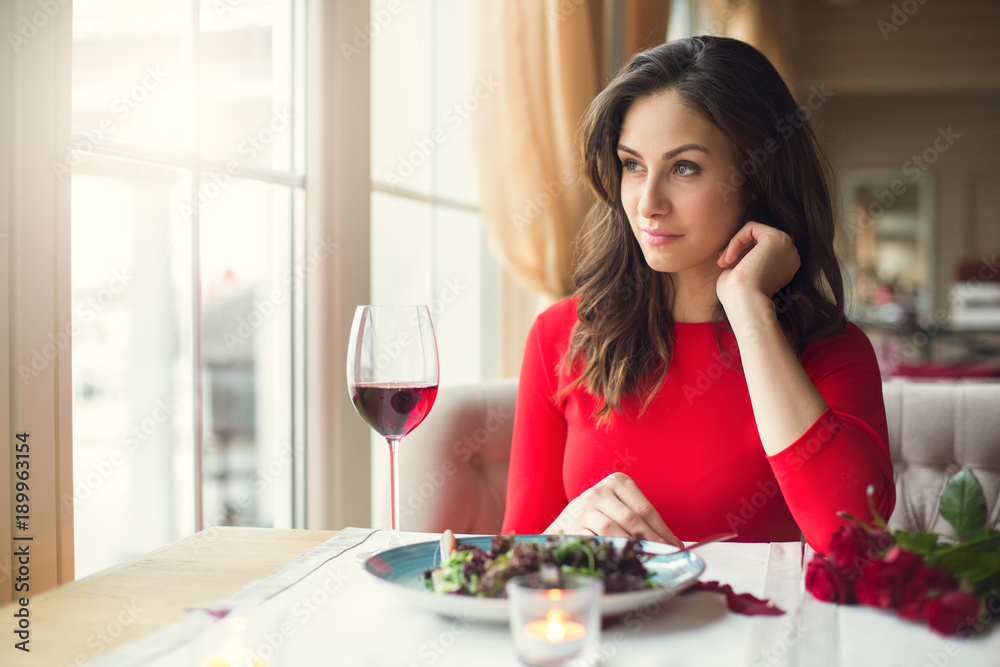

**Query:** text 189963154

left=12, top=432, right=31, bottom=653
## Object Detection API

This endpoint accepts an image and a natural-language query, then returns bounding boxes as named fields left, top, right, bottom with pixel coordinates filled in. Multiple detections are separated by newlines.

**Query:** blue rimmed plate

left=363, top=535, right=705, bottom=622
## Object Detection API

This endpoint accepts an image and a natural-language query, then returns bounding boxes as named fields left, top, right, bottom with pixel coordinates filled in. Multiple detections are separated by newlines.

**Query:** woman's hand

left=544, top=472, right=682, bottom=547
left=716, top=221, right=800, bottom=310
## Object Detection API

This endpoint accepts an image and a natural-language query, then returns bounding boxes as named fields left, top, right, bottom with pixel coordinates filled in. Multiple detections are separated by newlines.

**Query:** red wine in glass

left=346, top=305, right=439, bottom=551
left=350, top=382, right=438, bottom=438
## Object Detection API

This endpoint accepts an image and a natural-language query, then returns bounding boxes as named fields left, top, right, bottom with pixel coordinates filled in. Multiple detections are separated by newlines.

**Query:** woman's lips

left=641, top=228, right=683, bottom=247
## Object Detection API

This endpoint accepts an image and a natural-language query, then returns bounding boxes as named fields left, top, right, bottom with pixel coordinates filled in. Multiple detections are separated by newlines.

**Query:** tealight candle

left=507, top=574, right=602, bottom=666
left=193, top=615, right=269, bottom=667
left=522, top=611, right=587, bottom=657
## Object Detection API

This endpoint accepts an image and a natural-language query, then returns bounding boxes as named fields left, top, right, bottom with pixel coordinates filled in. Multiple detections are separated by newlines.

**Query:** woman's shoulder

left=528, top=297, right=579, bottom=346
left=804, top=321, right=872, bottom=352
left=799, top=321, right=880, bottom=378
left=539, top=296, right=579, bottom=323
left=533, top=296, right=579, bottom=330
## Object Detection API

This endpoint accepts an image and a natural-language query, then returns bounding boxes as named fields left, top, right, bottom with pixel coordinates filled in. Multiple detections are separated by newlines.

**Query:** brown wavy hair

left=565, top=35, right=845, bottom=418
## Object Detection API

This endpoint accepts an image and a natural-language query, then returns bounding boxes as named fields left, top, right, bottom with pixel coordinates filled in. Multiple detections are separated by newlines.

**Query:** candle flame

left=544, top=619, right=566, bottom=641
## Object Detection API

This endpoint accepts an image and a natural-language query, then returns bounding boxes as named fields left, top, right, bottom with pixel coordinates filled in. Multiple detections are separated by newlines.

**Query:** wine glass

left=346, top=305, right=439, bottom=553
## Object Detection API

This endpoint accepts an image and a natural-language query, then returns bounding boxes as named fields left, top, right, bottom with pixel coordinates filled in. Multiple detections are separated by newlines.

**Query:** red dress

left=500, top=298, right=895, bottom=553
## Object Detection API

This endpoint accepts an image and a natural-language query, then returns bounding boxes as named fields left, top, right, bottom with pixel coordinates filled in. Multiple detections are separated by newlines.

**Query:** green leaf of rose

left=969, top=567, right=1000, bottom=598
left=891, top=530, right=939, bottom=555
left=939, top=469, right=988, bottom=541
left=930, top=535, right=1000, bottom=584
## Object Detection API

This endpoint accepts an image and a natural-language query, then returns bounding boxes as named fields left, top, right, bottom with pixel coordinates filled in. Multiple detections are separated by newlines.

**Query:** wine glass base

left=353, top=531, right=404, bottom=563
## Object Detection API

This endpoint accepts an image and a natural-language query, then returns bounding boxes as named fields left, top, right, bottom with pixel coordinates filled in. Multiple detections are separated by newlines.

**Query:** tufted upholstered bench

left=400, top=378, right=518, bottom=535
left=400, top=378, right=1000, bottom=537
left=882, top=380, right=1000, bottom=534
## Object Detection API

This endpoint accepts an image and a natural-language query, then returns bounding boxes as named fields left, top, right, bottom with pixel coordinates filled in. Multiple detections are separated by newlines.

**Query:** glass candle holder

left=193, top=614, right=272, bottom=667
left=506, top=572, right=602, bottom=666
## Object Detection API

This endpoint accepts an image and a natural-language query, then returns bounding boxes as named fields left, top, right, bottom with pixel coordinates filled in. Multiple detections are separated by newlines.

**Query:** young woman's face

left=617, top=90, right=746, bottom=281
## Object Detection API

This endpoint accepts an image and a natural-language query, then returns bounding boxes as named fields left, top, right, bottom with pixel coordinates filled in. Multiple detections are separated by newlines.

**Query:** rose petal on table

left=185, top=607, right=230, bottom=619
left=682, top=580, right=786, bottom=616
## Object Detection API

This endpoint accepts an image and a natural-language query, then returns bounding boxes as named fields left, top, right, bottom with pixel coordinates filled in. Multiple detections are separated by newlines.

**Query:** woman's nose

left=636, top=178, right=670, bottom=219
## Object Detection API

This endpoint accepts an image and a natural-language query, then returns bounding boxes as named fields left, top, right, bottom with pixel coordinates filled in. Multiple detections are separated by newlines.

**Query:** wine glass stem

left=387, top=436, right=402, bottom=534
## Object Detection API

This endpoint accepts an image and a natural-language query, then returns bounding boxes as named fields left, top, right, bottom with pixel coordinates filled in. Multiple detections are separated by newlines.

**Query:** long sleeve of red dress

left=500, top=298, right=895, bottom=554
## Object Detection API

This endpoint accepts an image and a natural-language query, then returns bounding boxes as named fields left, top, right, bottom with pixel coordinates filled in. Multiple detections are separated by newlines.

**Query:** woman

left=500, top=36, right=895, bottom=553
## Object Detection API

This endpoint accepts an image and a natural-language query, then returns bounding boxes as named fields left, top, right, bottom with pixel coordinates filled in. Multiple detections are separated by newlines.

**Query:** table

left=0, top=527, right=334, bottom=667
left=5, top=527, right=999, bottom=666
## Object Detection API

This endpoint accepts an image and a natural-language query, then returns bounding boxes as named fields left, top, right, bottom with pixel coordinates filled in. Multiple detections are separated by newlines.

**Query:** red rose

left=827, top=523, right=870, bottom=571
left=855, top=560, right=898, bottom=608
left=897, top=566, right=957, bottom=620
left=865, top=527, right=895, bottom=558
left=882, top=545, right=922, bottom=573
left=855, top=546, right=923, bottom=609
left=805, top=554, right=852, bottom=604
left=826, top=522, right=895, bottom=576
left=926, top=590, right=981, bottom=636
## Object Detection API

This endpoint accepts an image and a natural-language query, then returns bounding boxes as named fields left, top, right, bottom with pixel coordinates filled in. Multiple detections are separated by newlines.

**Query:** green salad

left=423, top=534, right=659, bottom=598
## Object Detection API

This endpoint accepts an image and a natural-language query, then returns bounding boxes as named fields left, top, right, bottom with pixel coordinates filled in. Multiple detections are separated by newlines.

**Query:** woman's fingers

left=544, top=473, right=682, bottom=547
left=717, top=224, right=758, bottom=268
left=717, top=222, right=801, bottom=297
left=605, top=473, right=681, bottom=545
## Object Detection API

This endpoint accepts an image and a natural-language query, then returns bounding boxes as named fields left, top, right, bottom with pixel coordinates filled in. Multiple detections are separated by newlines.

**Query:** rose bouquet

left=805, top=469, right=1000, bottom=636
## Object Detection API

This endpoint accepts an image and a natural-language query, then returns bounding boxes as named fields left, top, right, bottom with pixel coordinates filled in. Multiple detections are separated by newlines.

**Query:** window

left=369, top=0, right=497, bottom=384
left=70, top=0, right=306, bottom=576
left=367, top=0, right=499, bottom=523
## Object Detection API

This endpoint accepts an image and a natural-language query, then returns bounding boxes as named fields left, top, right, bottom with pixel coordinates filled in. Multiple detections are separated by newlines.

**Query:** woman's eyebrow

left=617, top=142, right=710, bottom=161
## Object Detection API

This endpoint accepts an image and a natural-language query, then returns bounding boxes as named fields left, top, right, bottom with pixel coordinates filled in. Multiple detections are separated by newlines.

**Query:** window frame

left=1, top=0, right=75, bottom=602
left=69, top=0, right=311, bottom=548
left=303, top=0, right=372, bottom=530
left=0, top=0, right=374, bottom=602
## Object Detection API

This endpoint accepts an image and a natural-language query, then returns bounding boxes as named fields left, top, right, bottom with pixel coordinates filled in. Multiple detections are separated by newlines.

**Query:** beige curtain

left=473, top=0, right=670, bottom=377
left=626, top=0, right=674, bottom=62
left=699, top=0, right=793, bottom=82
left=472, top=0, right=602, bottom=376
left=472, top=0, right=603, bottom=300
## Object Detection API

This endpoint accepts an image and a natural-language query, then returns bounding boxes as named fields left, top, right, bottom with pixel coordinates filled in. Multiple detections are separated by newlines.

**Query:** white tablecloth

left=93, top=528, right=1000, bottom=666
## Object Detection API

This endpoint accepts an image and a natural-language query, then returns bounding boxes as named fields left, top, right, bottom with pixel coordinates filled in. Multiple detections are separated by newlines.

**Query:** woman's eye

left=621, top=158, right=641, bottom=172
left=675, top=162, right=700, bottom=176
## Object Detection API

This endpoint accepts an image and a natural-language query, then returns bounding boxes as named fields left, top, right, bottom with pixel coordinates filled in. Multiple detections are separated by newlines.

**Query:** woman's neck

left=668, top=266, right=726, bottom=323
